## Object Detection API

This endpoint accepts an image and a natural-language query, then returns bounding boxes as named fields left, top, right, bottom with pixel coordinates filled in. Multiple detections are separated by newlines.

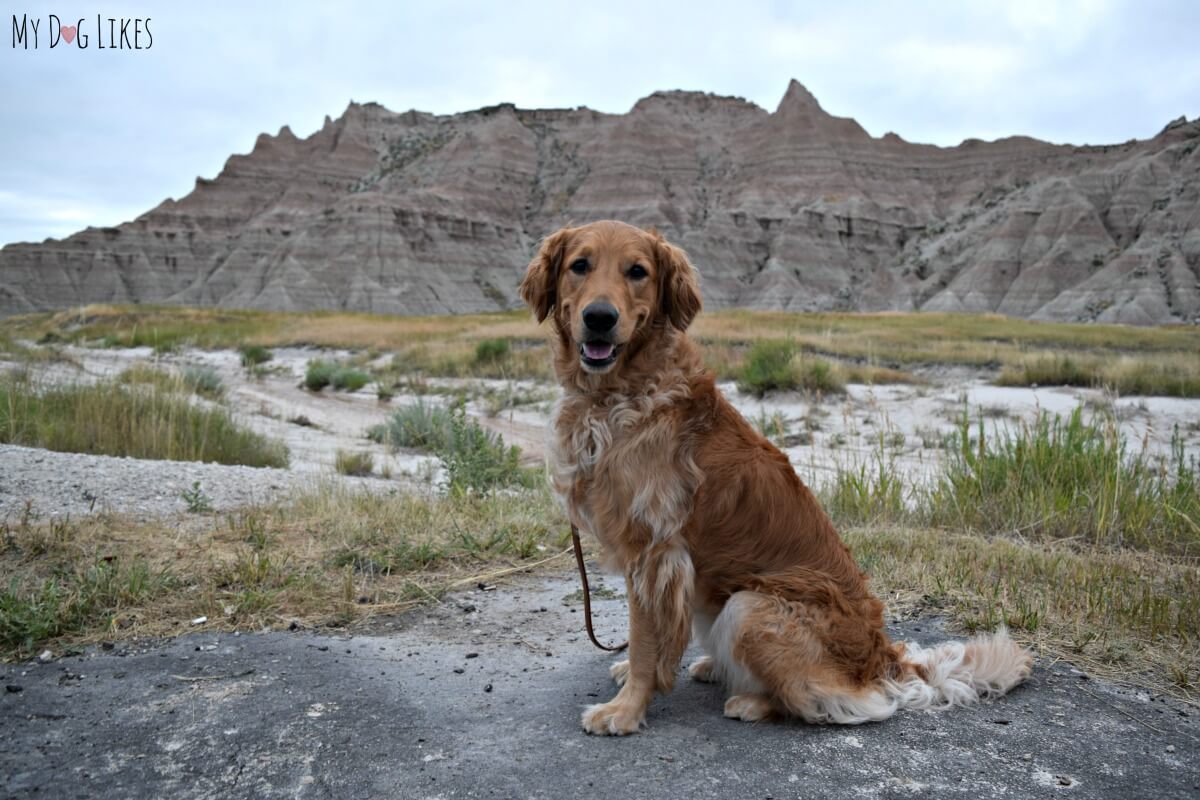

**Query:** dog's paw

left=609, top=659, right=630, bottom=686
left=687, top=656, right=716, bottom=683
left=582, top=700, right=645, bottom=736
left=723, top=693, right=772, bottom=722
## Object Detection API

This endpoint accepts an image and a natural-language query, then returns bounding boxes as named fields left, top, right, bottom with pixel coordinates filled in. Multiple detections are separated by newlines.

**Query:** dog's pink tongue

left=583, top=341, right=614, bottom=360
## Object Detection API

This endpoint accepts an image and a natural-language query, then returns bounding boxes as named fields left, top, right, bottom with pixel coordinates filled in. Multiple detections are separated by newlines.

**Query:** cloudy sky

left=1, top=0, right=1197, bottom=246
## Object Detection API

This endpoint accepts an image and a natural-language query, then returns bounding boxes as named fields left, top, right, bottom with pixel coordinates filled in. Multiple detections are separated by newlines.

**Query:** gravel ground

left=0, top=443, right=398, bottom=520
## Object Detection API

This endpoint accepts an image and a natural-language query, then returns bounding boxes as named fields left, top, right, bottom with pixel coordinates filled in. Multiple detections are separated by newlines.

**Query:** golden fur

left=521, top=220, right=1033, bottom=735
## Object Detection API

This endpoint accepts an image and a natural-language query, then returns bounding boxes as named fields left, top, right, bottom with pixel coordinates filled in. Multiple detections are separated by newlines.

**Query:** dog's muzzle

left=580, top=301, right=621, bottom=371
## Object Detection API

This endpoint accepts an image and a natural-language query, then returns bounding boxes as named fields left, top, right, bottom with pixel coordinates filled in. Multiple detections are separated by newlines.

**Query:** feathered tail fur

left=800, top=628, right=1034, bottom=725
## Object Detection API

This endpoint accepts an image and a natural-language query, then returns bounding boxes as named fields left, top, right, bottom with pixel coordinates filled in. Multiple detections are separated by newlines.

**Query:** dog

left=520, top=220, right=1033, bottom=735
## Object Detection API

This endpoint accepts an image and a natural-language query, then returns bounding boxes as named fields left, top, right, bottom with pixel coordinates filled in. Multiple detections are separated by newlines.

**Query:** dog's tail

left=765, top=628, right=1033, bottom=726
left=884, top=627, right=1033, bottom=712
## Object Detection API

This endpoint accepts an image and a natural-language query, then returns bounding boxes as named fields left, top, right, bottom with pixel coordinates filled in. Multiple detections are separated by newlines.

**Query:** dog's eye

left=569, top=258, right=589, bottom=275
left=628, top=264, right=648, bottom=280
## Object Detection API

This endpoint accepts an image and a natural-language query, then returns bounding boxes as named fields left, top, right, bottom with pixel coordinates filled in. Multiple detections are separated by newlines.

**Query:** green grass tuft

left=821, top=448, right=907, bottom=526
left=304, top=360, right=337, bottom=391
left=305, top=360, right=370, bottom=392
left=181, top=481, right=213, bottom=513
left=928, top=408, right=1200, bottom=552
left=737, top=340, right=845, bottom=397
left=737, top=340, right=797, bottom=395
left=474, top=338, right=511, bottom=364
left=439, top=405, right=537, bottom=494
left=331, top=366, right=370, bottom=391
left=239, top=344, right=273, bottom=368
left=368, top=398, right=453, bottom=450
left=0, top=559, right=174, bottom=658
left=367, top=401, right=533, bottom=491
left=181, top=366, right=224, bottom=399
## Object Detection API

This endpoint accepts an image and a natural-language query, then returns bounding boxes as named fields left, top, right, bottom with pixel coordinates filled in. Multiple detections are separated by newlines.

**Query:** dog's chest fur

left=548, top=373, right=701, bottom=559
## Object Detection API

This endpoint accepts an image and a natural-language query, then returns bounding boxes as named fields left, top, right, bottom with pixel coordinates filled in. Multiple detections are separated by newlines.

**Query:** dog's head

left=520, top=221, right=701, bottom=375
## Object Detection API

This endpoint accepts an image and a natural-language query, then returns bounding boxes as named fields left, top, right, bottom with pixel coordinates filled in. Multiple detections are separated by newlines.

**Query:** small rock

left=453, top=668, right=465, bottom=674
left=1166, top=744, right=1176, bottom=753
left=100, top=642, right=114, bottom=651
left=484, top=683, right=493, bottom=693
left=5, top=685, right=22, bottom=693
left=190, top=616, right=207, bottom=626
left=1021, top=753, right=1032, bottom=761
left=465, top=653, right=479, bottom=659
left=37, top=650, right=53, bottom=663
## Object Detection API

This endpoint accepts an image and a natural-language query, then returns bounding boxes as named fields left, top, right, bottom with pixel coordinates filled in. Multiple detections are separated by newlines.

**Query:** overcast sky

left=1, top=0, right=1197, bottom=247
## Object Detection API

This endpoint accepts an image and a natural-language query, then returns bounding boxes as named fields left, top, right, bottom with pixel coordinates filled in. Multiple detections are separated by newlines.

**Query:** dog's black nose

left=582, top=301, right=619, bottom=333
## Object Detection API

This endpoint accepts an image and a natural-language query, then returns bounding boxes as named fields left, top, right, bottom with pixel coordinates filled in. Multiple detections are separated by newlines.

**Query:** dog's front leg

left=581, top=572, right=658, bottom=735
left=582, top=541, right=694, bottom=735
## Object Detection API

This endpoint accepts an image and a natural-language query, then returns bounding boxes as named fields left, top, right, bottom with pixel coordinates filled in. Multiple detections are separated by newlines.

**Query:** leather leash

left=570, top=524, right=628, bottom=652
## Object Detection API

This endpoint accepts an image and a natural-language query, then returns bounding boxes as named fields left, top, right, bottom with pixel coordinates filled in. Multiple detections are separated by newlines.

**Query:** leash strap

left=570, top=524, right=628, bottom=652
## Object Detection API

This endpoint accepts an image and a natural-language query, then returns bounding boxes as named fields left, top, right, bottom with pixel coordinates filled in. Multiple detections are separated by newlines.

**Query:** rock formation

left=2, top=79, right=1197, bottom=324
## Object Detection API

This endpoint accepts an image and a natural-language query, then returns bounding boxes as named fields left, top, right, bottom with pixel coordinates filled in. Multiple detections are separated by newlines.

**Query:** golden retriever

left=520, top=220, right=1032, bottom=735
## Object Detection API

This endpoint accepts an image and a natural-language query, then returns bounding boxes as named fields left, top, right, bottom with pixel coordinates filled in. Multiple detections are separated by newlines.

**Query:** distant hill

left=2, top=79, right=1197, bottom=324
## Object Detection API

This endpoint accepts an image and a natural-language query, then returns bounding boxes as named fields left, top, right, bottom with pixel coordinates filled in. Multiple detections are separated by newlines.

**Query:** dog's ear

left=654, top=235, right=702, bottom=331
left=520, top=227, right=573, bottom=323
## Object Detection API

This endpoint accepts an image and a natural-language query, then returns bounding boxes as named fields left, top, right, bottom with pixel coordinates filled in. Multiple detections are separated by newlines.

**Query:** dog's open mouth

left=580, top=340, right=621, bottom=370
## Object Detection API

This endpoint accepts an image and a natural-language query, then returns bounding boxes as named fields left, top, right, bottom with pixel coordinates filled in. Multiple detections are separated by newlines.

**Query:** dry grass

left=3, top=478, right=1196, bottom=698
left=691, top=309, right=1200, bottom=368
left=0, top=371, right=287, bottom=468
left=334, top=449, right=374, bottom=477
left=996, top=352, right=1200, bottom=397
left=5, top=304, right=540, bottom=356
left=0, top=483, right=568, bottom=660
left=847, top=527, right=1200, bottom=700
left=6, top=304, right=1197, bottom=391
left=118, top=362, right=225, bottom=400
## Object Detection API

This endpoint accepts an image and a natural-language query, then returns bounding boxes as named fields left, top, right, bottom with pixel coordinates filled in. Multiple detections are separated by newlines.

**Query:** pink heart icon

left=61, top=25, right=76, bottom=44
